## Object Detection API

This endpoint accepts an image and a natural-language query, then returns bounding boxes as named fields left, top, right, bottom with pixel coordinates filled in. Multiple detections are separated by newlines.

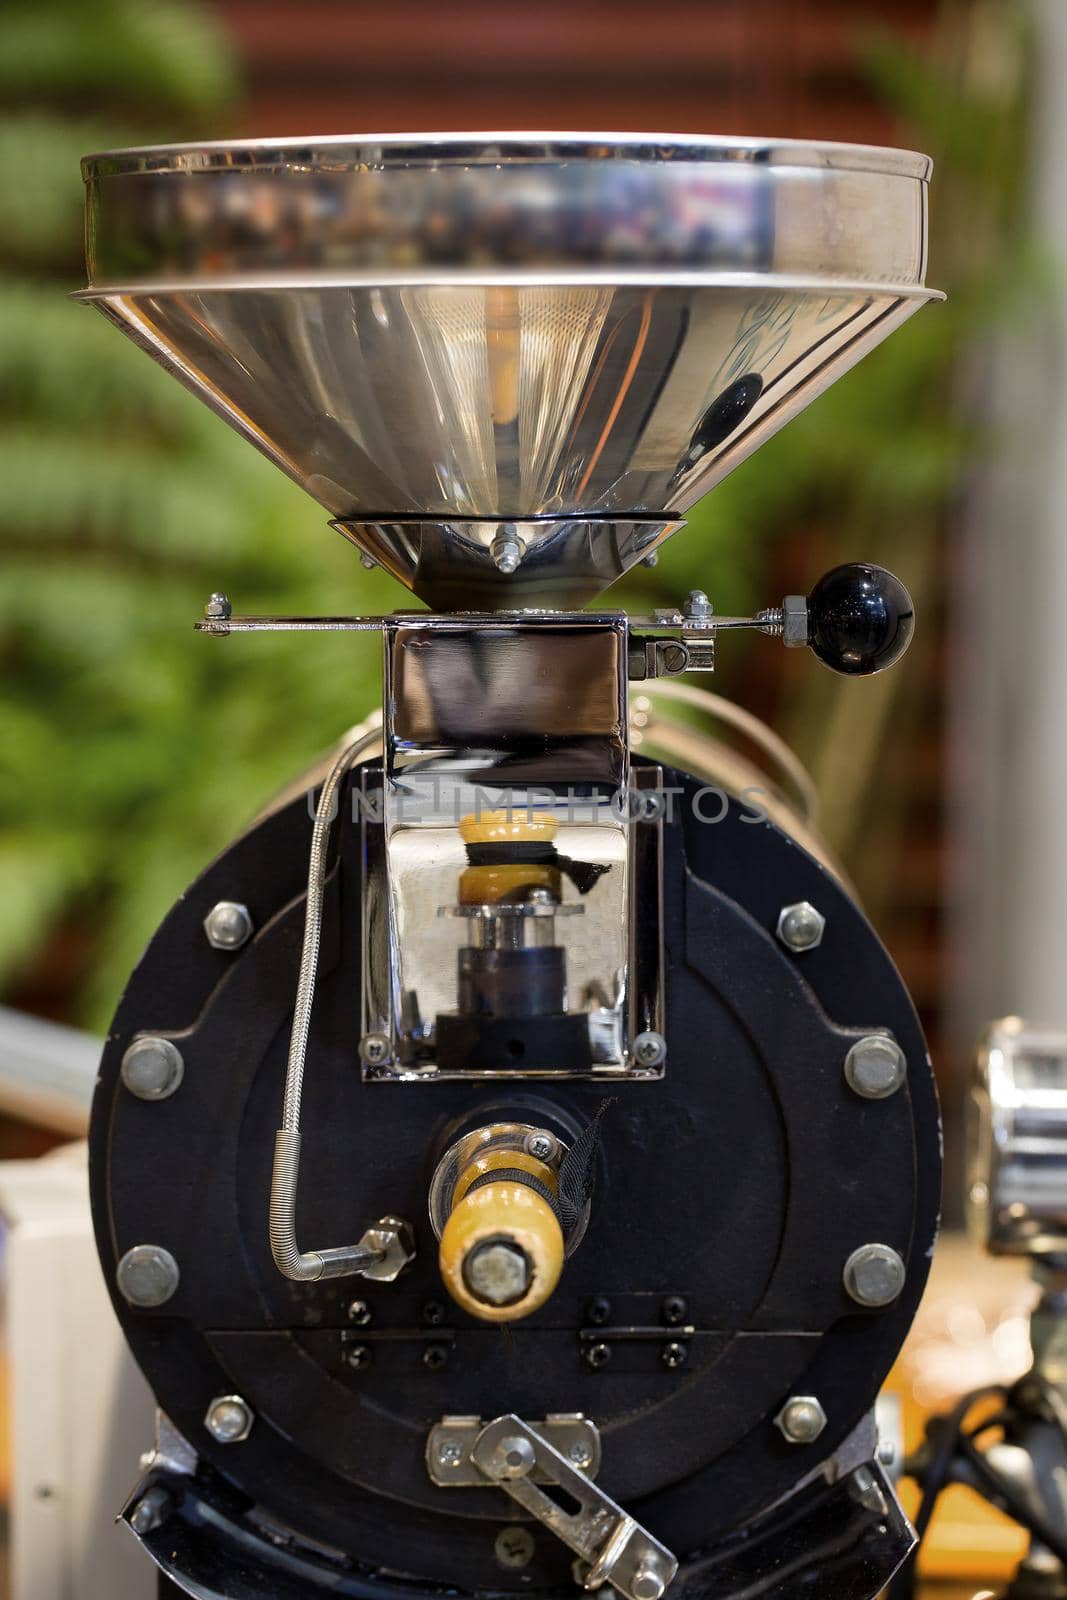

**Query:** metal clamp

left=429, top=1413, right=678, bottom=1600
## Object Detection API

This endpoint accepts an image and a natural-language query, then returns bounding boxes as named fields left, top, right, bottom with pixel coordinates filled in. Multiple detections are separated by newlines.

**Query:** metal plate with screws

left=427, top=1414, right=601, bottom=1488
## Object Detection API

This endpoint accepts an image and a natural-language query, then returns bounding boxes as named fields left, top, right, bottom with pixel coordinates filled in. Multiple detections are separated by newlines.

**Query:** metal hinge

left=427, top=1413, right=678, bottom=1600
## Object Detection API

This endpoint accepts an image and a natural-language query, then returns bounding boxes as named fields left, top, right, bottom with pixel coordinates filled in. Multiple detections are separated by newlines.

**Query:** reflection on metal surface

left=79, top=135, right=940, bottom=609
left=968, top=1018, right=1067, bottom=1256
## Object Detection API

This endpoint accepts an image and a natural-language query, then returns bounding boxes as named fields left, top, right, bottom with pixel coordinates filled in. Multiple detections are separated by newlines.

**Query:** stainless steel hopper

left=78, top=134, right=941, bottom=609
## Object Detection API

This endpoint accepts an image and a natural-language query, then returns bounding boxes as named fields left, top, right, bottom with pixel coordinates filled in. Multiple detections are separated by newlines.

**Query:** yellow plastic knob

left=439, top=1178, right=564, bottom=1324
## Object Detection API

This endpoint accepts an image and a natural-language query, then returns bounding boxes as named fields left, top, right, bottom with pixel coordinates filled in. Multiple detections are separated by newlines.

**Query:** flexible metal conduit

left=269, top=729, right=382, bottom=1282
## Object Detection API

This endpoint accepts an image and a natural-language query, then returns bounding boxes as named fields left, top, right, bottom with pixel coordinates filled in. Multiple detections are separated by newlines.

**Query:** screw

left=633, top=1031, right=667, bottom=1068
left=423, top=1343, right=449, bottom=1370
left=632, top=1563, right=668, bottom=1600
left=204, top=1395, right=254, bottom=1444
left=584, top=1341, right=611, bottom=1370
left=491, top=1434, right=536, bottom=1479
left=776, top=900, right=825, bottom=953
left=359, top=553, right=377, bottom=570
left=495, top=1525, right=536, bottom=1569
left=116, top=1244, right=180, bottom=1308
left=121, top=1036, right=184, bottom=1101
left=661, top=1295, right=687, bottom=1326
left=642, top=553, right=659, bottom=569
left=586, top=1296, right=612, bottom=1326
left=360, top=1033, right=391, bottom=1068
left=347, top=1299, right=372, bottom=1327
left=204, top=591, right=231, bottom=620
left=129, top=1485, right=172, bottom=1536
left=490, top=530, right=525, bottom=574
left=775, top=1395, right=827, bottom=1445
left=568, top=1438, right=594, bottom=1468
left=422, top=1299, right=446, bottom=1327
left=437, top=1439, right=465, bottom=1467
left=843, top=1243, right=906, bottom=1308
left=524, top=1131, right=557, bottom=1162
left=658, top=641, right=689, bottom=675
left=203, top=900, right=253, bottom=951
left=844, top=1035, right=907, bottom=1100
left=661, top=1341, right=688, bottom=1370
left=346, top=1344, right=372, bottom=1371
left=463, top=1240, right=531, bottom=1307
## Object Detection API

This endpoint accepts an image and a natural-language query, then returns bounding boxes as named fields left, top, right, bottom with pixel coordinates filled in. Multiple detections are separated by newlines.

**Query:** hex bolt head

left=844, top=1035, right=907, bottom=1100
left=632, top=1564, right=668, bottom=1600
left=204, top=1394, right=254, bottom=1444
left=775, top=1395, right=828, bottom=1445
left=121, top=1036, right=184, bottom=1101
left=360, top=1032, right=391, bottom=1068
left=463, top=1240, right=531, bottom=1307
left=129, top=1485, right=172, bottom=1536
left=116, top=1244, right=180, bottom=1308
left=491, top=1434, right=536, bottom=1480
left=203, top=900, right=253, bottom=951
left=776, top=901, right=825, bottom=953
left=495, top=1525, right=536, bottom=1569
left=843, top=1243, right=907, bottom=1308
left=633, top=1030, right=667, bottom=1068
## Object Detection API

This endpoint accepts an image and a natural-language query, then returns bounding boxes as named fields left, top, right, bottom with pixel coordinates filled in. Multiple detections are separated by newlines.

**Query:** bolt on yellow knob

left=439, top=1173, right=564, bottom=1324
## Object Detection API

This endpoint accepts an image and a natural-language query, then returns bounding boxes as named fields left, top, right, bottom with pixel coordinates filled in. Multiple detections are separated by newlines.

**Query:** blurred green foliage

left=0, top=0, right=1029, bottom=1028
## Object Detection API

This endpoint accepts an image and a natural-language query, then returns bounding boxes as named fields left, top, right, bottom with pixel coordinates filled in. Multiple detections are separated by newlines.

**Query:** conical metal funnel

left=78, top=134, right=941, bottom=610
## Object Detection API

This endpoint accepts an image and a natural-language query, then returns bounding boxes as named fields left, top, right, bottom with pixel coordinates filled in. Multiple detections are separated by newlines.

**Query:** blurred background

left=0, top=0, right=1057, bottom=1205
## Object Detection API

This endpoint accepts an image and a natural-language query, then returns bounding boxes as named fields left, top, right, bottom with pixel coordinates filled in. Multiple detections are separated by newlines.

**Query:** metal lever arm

left=469, top=1414, right=678, bottom=1600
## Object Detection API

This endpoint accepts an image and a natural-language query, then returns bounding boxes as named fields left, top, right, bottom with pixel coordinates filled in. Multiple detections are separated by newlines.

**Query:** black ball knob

left=807, top=564, right=915, bottom=677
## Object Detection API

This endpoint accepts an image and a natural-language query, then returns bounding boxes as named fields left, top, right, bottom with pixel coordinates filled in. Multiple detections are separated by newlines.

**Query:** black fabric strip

left=464, top=1167, right=562, bottom=1224
left=464, top=841, right=610, bottom=896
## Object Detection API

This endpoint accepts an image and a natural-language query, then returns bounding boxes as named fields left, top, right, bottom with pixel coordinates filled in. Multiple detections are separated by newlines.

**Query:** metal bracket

left=427, top=1413, right=601, bottom=1486
left=428, top=1413, right=678, bottom=1600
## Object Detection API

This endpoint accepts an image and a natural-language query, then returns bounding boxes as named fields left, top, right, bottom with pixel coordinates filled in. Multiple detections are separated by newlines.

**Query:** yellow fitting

left=458, top=810, right=558, bottom=846
left=439, top=1149, right=564, bottom=1323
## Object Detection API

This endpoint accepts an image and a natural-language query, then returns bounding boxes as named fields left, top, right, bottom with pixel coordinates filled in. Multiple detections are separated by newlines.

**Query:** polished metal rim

left=81, top=131, right=933, bottom=181
left=73, top=273, right=944, bottom=298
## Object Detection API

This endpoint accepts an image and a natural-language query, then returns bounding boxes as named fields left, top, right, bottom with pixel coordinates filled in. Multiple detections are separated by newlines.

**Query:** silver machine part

left=968, top=1017, right=1067, bottom=1255
left=77, top=134, right=940, bottom=613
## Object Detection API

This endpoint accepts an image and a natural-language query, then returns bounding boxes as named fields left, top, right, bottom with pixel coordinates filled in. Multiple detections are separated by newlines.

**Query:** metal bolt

left=347, top=1299, right=372, bottom=1326
left=359, top=552, right=377, bottom=570
left=776, top=900, right=825, bottom=953
left=422, top=1299, right=446, bottom=1327
left=843, top=1243, right=906, bottom=1308
left=490, top=530, right=525, bottom=574
left=360, top=1032, right=391, bottom=1068
left=423, top=1343, right=449, bottom=1370
left=437, top=1439, right=465, bottom=1467
left=524, top=1131, right=557, bottom=1162
left=632, top=1563, right=668, bottom=1600
left=658, top=641, right=689, bottom=675
left=121, top=1036, right=184, bottom=1101
left=844, top=1035, right=907, bottom=1100
left=346, top=1344, right=372, bottom=1371
left=204, top=591, right=232, bottom=620
left=684, top=589, right=712, bottom=621
left=584, top=1341, right=612, bottom=1370
left=661, top=1341, right=688, bottom=1370
left=116, top=1244, right=180, bottom=1308
left=642, top=553, right=659, bottom=569
left=203, top=900, right=253, bottom=951
left=129, top=1485, right=172, bottom=1536
left=568, top=1439, right=594, bottom=1468
left=464, top=1240, right=531, bottom=1307
left=661, top=1295, right=687, bottom=1326
left=495, top=1525, right=536, bottom=1568
left=633, top=1031, right=667, bottom=1068
left=775, top=1395, right=827, bottom=1445
left=491, top=1434, right=536, bottom=1479
left=204, top=1394, right=254, bottom=1444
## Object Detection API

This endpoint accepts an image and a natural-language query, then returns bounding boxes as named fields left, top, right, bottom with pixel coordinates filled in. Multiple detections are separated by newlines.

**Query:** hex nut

left=782, top=594, right=810, bottom=648
left=204, top=1394, right=254, bottom=1444
left=843, top=1243, right=906, bottom=1308
left=845, top=1035, right=907, bottom=1099
left=121, top=1036, right=184, bottom=1101
left=203, top=900, right=253, bottom=951
left=776, top=901, right=825, bottom=953
left=116, top=1244, right=180, bottom=1308
left=775, top=1394, right=827, bottom=1444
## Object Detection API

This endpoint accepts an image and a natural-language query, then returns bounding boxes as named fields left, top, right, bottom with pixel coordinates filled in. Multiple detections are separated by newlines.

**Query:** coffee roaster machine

left=78, top=136, right=945, bottom=1599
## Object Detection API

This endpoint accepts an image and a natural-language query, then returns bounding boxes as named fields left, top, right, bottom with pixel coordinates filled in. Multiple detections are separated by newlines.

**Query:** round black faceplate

left=90, top=761, right=940, bottom=1593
